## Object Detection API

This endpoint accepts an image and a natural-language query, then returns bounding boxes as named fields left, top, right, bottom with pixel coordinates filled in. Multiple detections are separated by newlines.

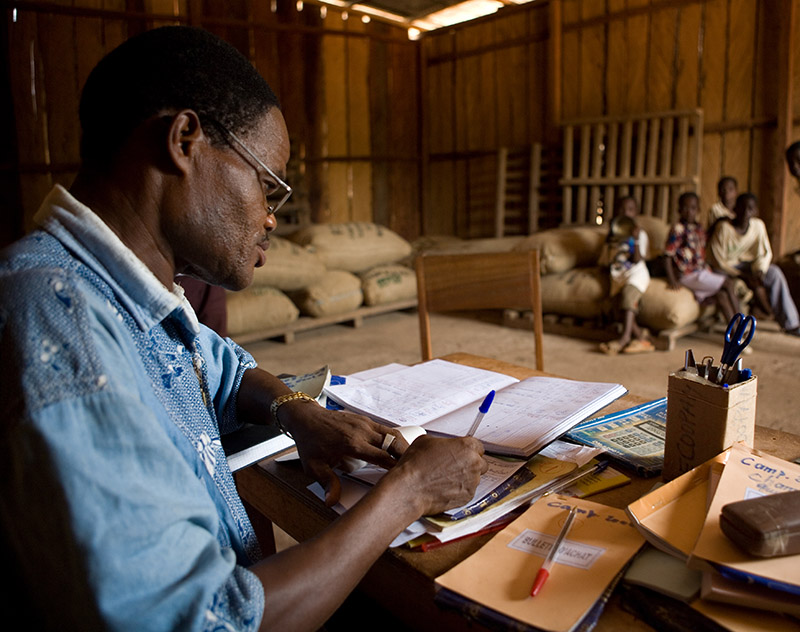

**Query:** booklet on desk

left=565, top=397, right=667, bottom=477
left=435, top=495, right=645, bottom=632
left=324, top=359, right=627, bottom=458
left=223, top=365, right=331, bottom=472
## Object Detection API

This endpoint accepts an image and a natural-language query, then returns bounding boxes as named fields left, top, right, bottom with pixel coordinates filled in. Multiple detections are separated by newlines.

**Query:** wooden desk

left=236, top=353, right=800, bottom=631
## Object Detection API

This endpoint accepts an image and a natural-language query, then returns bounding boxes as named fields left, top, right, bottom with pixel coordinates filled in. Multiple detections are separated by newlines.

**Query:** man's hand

left=279, top=399, right=407, bottom=506
left=379, top=435, right=488, bottom=517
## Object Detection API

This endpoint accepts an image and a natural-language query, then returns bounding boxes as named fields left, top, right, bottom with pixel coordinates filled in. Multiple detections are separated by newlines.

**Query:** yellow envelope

left=626, top=450, right=730, bottom=560
left=435, top=495, right=644, bottom=632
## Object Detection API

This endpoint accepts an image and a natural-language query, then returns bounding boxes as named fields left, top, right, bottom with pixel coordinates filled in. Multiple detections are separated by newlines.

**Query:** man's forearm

left=251, top=467, right=425, bottom=631
left=236, top=367, right=294, bottom=426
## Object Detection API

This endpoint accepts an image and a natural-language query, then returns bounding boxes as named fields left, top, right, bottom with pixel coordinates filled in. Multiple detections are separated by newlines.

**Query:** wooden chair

left=415, top=250, right=544, bottom=370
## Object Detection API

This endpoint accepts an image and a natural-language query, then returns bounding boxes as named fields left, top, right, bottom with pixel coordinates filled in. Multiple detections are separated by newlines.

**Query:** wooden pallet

left=231, top=298, right=418, bottom=345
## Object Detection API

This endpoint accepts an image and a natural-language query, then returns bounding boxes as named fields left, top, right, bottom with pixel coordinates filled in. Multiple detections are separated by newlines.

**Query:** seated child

left=598, top=196, right=654, bottom=354
left=708, top=193, right=800, bottom=336
left=665, top=192, right=739, bottom=323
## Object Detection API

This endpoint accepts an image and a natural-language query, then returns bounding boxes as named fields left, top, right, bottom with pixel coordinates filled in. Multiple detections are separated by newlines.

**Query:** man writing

left=0, top=26, right=487, bottom=630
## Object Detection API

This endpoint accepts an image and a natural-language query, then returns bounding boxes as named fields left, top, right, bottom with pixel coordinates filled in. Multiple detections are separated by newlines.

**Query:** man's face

left=171, top=108, right=290, bottom=291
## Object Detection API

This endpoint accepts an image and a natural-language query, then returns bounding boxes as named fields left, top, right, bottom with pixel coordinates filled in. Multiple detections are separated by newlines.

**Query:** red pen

left=530, top=505, right=578, bottom=597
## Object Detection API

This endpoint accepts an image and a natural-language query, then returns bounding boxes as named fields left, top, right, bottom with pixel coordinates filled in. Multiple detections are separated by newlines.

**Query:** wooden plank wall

left=420, top=3, right=550, bottom=238
left=1, top=0, right=419, bottom=246
left=420, top=0, right=800, bottom=254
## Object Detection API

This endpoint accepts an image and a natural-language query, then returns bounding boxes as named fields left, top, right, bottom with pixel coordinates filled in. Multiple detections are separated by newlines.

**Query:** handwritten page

left=424, top=376, right=627, bottom=455
left=325, top=360, right=626, bottom=458
left=325, top=359, right=517, bottom=427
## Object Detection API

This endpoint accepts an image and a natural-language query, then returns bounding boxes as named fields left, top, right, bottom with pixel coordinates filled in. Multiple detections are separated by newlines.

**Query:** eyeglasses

left=216, top=124, right=293, bottom=215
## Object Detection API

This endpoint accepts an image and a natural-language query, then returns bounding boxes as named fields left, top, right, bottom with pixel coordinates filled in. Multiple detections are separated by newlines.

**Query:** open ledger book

left=323, top=359, right=627, bottom=458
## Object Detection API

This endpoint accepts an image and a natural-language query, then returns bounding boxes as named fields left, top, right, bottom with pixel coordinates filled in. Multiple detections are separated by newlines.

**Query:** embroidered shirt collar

left=34, top=185, right=200, bottom=334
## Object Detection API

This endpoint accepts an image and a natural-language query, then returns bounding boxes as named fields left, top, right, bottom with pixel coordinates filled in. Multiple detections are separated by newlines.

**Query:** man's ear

left=165, top=110, right=205, bottom=174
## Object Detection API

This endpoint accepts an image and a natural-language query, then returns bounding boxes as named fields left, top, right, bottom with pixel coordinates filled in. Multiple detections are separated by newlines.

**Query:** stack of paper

left=626, top=442, right=800, bottom=629
left=309, top=440, right=607, bottom=548
left=324, top=359, right=627, bottom=458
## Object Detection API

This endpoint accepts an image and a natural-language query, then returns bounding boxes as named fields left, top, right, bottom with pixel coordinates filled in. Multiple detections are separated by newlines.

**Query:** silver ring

left=381, top=434, right=396, bottom=451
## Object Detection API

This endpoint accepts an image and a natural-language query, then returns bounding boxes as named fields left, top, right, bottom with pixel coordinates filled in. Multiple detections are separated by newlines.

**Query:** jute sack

left=513, top=227, right=606, bottom=275
left=289, top=223, right=412, bottom=273
left=639, top=277, right=700, bottom=330
left=292, top=270, right=364, bottom=317
left=251, top=236, right=326, bottom=291
left=541, top=268, right=607, bottom=319
left=360, top=264, right=417, bottom=306
left=226, top=286, right=299, bottom=337
left=636, top=215, right=670, bottom=258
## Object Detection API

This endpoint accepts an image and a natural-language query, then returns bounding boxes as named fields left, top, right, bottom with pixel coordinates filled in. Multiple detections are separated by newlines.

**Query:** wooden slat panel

left=604, top=122, right=619, bottom=217
left=701, top=133, right=723, bottom=225
left=633, top=119, right=648, bottom=205
left=657, top=117, right=674, bottom=219
left=643, top=117, right=661, bottom=214
left=588, top=123, right=604, bottom=223
left=562, top=125, right=574, bottom=224
left=577, top=123, right=591, bottom=223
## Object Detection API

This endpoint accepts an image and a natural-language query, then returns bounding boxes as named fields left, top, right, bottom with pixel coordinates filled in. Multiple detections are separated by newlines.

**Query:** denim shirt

left=0, top=186, right=265, bottom=631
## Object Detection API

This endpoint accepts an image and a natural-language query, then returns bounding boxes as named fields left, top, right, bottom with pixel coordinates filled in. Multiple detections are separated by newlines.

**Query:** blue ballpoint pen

left=467, top=390, right=495, bottom=436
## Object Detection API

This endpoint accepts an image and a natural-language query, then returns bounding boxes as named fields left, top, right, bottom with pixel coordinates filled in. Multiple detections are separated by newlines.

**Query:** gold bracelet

left=270, top=391, right=316, bottom=436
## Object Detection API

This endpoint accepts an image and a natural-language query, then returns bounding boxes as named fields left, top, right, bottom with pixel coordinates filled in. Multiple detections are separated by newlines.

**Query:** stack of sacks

left=287, top=222, right=416, bottom=317
left=226, top=236, right=323, bottom=337
left=226, top=223, right=417, bottom=338
left=410, top=216, right=700, bottom=333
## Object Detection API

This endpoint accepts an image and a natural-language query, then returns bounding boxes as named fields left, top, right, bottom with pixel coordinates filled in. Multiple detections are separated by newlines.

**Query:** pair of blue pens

left=467, top=390, right=495, bottom=436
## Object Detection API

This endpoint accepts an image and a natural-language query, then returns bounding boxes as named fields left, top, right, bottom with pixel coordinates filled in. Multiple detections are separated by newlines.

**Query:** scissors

left=716, top=313, right=756, bottom=384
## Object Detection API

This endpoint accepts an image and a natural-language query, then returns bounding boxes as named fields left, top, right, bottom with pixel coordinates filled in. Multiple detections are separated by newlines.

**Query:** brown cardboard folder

left=435, top=496, right=644, bottom=632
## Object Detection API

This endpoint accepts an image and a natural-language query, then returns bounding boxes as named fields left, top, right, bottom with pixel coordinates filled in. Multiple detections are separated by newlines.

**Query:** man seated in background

left=0, top=26, right=486, bottom=631
left=708, top=193, right=800, bottom=336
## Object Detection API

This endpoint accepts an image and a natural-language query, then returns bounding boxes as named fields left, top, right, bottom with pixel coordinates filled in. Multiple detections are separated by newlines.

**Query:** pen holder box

left=662, top=372, right=757, bottom=482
